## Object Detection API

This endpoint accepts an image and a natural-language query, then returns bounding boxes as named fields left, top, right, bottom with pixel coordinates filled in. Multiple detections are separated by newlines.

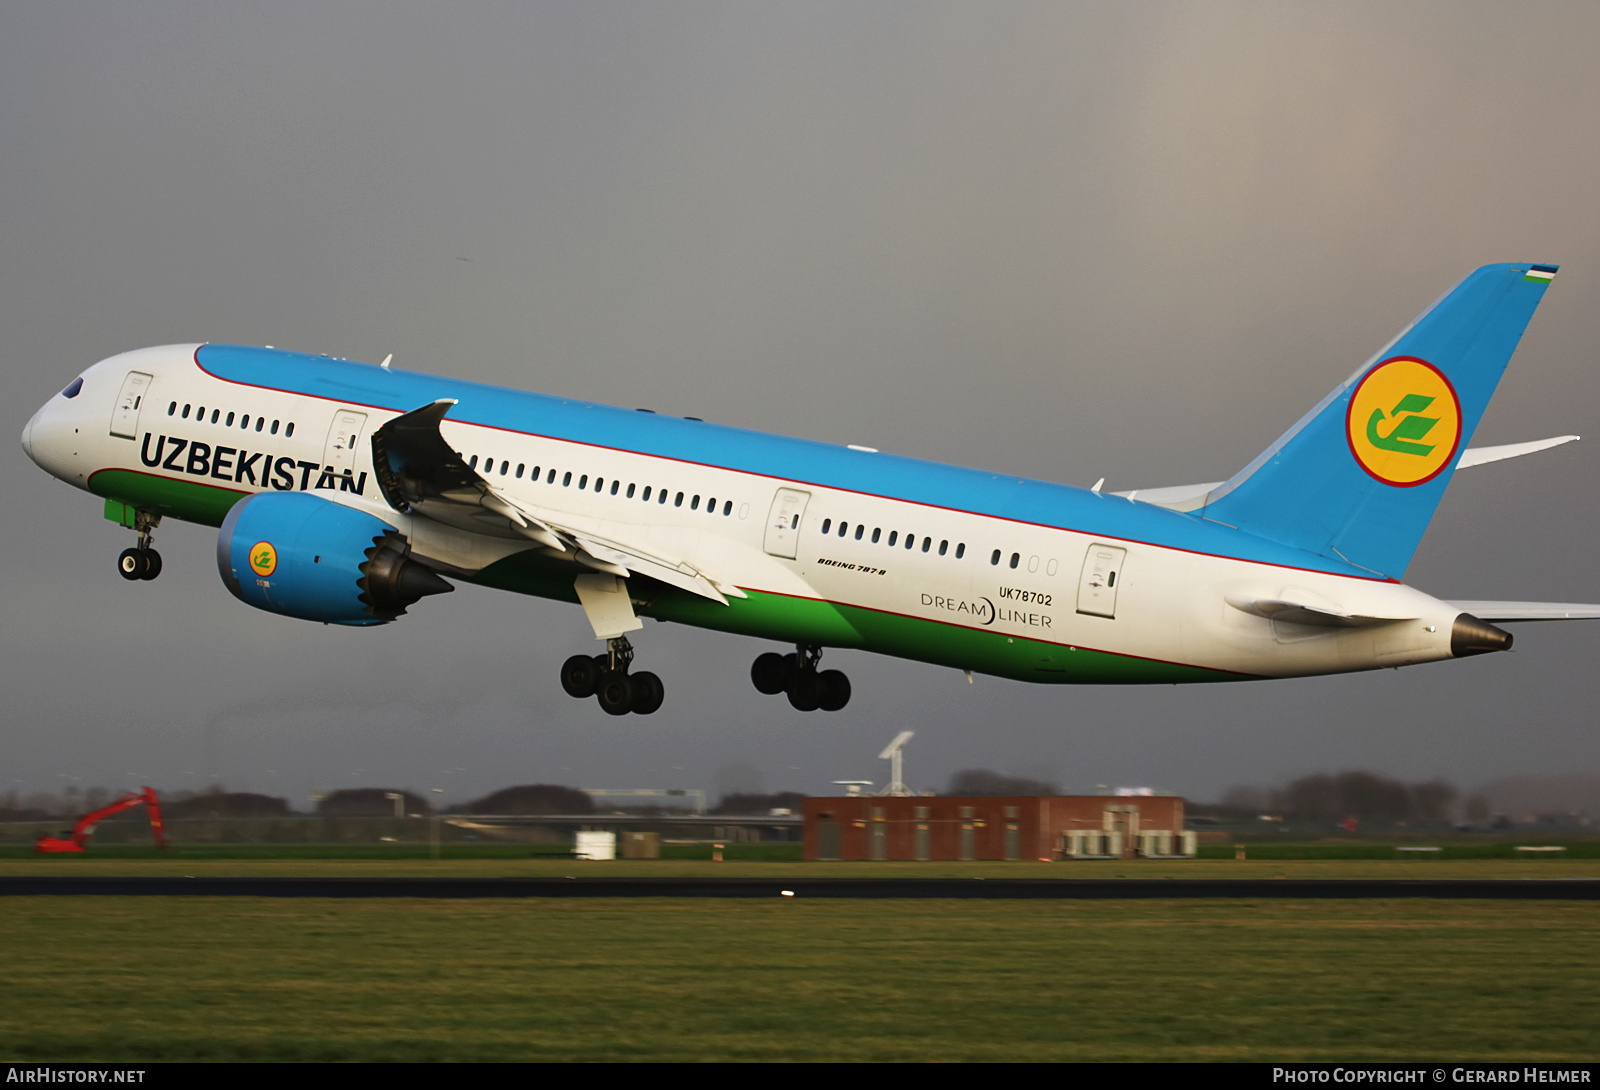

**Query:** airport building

left=803, top=794, right=1196, bottom=861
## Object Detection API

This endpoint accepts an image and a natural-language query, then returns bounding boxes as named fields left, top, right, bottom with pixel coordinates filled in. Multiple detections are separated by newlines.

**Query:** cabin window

left=921, top=537, right=930, bottom=552
left=501, top=461, right=510, bottom=476
left=531, top=466, right=540, bottom=480
left=939, top=540, right=948, bottom=556
left=611, top=480, right=620, bottom=495
left=210, top=409, right=220, bottom=424
left=547, top=469, right=556, bottom=483
left=563, top=472, right=572, bottom=486
left=956, top=543, right=965, bottom=559
left=594, top=477, right=603, bottom=492
left=821, top=519, right=832, bottom=535
left=578, top=475, right=588, bottom=489
left=839, top=522, right=848, bottom=538
left=790, top=514, right=799, bottom=529
left=168, top=402, right=177, bottom=416
left=723, top=500, right=732, bottom=516
left=906, top=534, right=916, bottom=550
left=872, top=528, right=881, bottom=544
left=659, top=489, right=668, bottom=504
left=706, top=496, right=716, bottom=513
left=642, top=486, right=651, bottom=501
left=674, top=492, right=684, bottom=507
left=255, top=418, right=264, bottom=432
left=516, top=464, right=524, bottom=478
left=1009, top=552, right=1020, bottom=569
left=197, top=406, right=205, bottom=419
left=182, top=404, right=191, bottom=419
left=285, top=422, right=295, bottom=437
left=627, top=484, right=636, bottom=498
left=271, top=420, right=279, bottom=434
left=239, top=415, right=249, bottom=429
left=855, top=525, right=864, bottom=540
left=223, top=412, right=233, bottom=426
left=691, top=495, right=700, bottom=511
left=888, top=531, right=898, bottom=546
left=991, top=549, right=1001, bottom=566
left=469, top=455, right=478, bottom=469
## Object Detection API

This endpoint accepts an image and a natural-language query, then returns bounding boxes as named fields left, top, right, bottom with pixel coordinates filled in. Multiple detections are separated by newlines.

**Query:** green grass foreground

left=0, top=896, right=1596, bottom=1061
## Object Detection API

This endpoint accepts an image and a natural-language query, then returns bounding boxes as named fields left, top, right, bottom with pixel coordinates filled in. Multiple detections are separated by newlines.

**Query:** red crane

left=35, top=787, right=168, bottom=853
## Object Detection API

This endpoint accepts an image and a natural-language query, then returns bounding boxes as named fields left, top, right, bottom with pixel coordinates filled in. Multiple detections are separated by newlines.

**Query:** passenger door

left=763, top=488, right=811, bottom=559
left=109, top=371, right=152, bottom=439
left=1077, top=543, right=1127, bottom=618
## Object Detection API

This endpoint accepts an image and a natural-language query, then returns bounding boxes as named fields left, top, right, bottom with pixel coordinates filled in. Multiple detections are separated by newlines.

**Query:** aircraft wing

left=371, top=400, right=741, bottom=604
left=1115, top=435, right=1579, bottom=509
left=1446, top=601, right=1600, bottom=622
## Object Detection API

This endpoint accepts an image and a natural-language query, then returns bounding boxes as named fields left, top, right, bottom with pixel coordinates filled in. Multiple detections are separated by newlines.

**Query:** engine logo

left=1346, top=356, right=1461, bottom=487
left=249, top=541, right=278, bottom=577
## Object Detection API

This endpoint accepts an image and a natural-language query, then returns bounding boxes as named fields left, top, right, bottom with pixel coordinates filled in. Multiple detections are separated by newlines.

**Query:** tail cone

left=1452, top=613, right=1513, bottom=657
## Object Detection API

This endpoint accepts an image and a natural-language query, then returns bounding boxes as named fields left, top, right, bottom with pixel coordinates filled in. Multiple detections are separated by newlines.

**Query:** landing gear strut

left=560, top=635, right=664, bottom=716
left=751, top=644, right=850, bottom=712
left=116, top=512, right=163, bottom=582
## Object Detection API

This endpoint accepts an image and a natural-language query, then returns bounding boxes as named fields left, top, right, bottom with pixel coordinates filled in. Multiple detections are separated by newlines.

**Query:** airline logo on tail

left=1346, top=356, right=1462, bottom=486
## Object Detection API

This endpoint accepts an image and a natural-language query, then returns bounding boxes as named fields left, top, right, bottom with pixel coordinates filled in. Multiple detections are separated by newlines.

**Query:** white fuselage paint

left=25, top=345, right=1465, bottom=680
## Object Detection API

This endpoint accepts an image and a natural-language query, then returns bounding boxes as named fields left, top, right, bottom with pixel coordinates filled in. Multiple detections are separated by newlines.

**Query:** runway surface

left=3, top=877, right=1598, bottom=899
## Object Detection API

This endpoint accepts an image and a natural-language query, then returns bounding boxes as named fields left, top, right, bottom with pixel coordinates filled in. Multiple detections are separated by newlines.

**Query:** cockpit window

left=61, top=378, right=83, bottom=399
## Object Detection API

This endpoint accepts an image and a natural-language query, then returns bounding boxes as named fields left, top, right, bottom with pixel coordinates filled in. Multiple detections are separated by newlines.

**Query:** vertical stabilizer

left=1197, top=263, right=1558, bottom=578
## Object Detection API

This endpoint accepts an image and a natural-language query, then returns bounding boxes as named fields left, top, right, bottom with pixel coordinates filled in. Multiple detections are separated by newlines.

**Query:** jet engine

left=217, top=492, right=452, bottom=625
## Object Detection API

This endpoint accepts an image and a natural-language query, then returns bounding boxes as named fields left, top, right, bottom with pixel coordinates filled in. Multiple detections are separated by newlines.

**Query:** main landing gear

left=116, top=512, right=163, bottom=582
left=560, top=636, right=664, bottom=716
left=751, top=645, right=851, bottom=712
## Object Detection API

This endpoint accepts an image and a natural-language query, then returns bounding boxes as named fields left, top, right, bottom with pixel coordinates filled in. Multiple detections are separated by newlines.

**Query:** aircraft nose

left=21, top=403, right=44, bottom=467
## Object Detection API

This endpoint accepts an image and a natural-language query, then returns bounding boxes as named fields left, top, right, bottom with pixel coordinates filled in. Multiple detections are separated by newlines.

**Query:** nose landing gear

left=116, top=512, right=163, bottom=581
left=560, top=636, right=664, bottom=716
left=751, top=645, right=851, bottom=712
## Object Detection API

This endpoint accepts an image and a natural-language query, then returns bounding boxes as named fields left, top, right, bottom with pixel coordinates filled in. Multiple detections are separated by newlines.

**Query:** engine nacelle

left=217, top=492, right=452, bottom=625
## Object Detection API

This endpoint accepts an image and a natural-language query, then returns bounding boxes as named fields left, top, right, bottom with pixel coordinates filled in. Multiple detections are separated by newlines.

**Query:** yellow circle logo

left=1346, top=356, right=1461, bottom=487
left=249, top=541, right=278, bottom=577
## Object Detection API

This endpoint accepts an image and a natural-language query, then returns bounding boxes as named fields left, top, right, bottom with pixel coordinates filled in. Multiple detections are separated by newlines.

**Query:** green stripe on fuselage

left=88, top=469, right=245, bottom=527
left=470, top=549, right=1242, bottom=685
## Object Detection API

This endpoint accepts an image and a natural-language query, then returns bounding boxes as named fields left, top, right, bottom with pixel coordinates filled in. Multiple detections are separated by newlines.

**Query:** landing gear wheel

left=786, top=669, right=821, bottom=712
left=630, top=671, right=664, bottom=715
left=751, top=652, right=791, bottom=695
left=560, top=654, right=603, bottom=698
left=117, top=548, right=143, bottom=581
left=139, top=549, right=162, bottom=581
left=596, top=670, right=635, bottom=716
left=817, top=669, right=851, bottom=712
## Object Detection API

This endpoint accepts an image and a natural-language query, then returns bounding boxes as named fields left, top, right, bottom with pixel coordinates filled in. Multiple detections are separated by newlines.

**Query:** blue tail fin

left=1197, top=263, right=1558, bottom=578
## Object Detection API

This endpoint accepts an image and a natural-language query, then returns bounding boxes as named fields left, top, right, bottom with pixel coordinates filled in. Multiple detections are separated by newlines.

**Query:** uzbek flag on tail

left=1525, top=264, right=1559, bottom=283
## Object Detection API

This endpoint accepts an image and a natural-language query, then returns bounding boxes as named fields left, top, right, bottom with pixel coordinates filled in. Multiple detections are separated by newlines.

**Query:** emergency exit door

left=1077, top=543, right=1127, bottom=618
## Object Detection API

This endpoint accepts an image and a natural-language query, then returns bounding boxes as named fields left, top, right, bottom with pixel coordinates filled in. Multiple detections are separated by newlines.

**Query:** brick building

left=803, top=794, right=1195, bottom=861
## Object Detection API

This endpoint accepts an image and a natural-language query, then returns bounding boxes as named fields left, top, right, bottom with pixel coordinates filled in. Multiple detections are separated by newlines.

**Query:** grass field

left=1, top=892, right=1596, bottom=1062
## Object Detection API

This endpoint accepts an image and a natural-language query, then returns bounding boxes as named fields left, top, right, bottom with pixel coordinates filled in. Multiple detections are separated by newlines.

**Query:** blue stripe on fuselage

left=195, top=344, right=1376, bottom=579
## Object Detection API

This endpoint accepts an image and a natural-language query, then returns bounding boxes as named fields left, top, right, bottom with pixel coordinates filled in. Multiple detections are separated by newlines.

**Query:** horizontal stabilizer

left=1446, top=601, right=1600, bottom=622
left=1455, top=435, right=1578, bottom=469
left=1117, top=435, right=1578, bottom=510
left=1225, top=596, right=1415, bottom=628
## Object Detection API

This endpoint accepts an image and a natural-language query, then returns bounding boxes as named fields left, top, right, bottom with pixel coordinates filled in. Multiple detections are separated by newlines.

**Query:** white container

left=575, top=831, right=616, bottom=860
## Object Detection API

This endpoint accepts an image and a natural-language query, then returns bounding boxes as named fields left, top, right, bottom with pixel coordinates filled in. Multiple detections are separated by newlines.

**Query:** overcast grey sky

left=5, top=2, right=1600, bottom=807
